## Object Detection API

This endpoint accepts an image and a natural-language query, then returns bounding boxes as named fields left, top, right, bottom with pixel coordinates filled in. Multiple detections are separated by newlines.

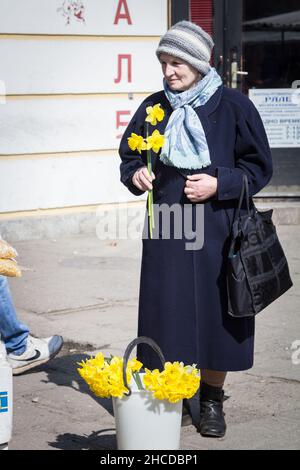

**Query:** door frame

left=170, top=0, right=190, bottom=26
left=213, top=0, right=243, bottom=89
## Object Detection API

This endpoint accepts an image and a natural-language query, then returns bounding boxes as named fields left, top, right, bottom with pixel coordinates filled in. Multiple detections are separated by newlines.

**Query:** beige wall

left=0, top=0, right=169, bottom=214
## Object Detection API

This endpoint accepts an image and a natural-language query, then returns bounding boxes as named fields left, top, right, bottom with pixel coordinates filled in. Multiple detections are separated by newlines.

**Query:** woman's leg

left=200, top=369, right=227, bottom=388
left=0, top=275, right=29, bottom=354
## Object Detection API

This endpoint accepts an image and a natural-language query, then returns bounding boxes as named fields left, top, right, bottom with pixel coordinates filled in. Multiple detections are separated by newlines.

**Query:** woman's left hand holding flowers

left=184, top=174, right=218, bottom=202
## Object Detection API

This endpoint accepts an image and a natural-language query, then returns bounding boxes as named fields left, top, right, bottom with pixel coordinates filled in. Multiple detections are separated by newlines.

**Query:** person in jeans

left=0, top=275, right=63, bottom=375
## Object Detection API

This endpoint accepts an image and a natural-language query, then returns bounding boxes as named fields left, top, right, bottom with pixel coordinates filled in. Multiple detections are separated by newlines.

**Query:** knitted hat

left=156, top=20, right=214, bottom=76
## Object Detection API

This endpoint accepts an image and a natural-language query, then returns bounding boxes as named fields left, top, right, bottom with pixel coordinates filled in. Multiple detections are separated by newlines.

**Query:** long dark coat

left=119, top=84, right=273, bottom=372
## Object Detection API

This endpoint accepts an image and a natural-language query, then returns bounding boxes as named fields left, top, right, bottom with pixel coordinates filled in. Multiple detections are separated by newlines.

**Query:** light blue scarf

left=160, top=66, right=223, bottom=170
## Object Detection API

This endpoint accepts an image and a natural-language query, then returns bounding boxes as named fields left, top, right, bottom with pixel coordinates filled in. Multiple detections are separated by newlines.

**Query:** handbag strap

left=233, top=173, right=251, bottom=226
left=122, top=336, right=166, bottom=396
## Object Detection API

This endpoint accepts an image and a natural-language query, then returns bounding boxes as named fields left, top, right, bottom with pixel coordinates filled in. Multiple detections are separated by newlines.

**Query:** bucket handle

left=122, top=336, right=166, bottom=396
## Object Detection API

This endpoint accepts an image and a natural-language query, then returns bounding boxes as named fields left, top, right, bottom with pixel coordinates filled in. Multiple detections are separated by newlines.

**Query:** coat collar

left=194, top=84, right=224, bottom=137
left=199, top=83, right=224, bottom=116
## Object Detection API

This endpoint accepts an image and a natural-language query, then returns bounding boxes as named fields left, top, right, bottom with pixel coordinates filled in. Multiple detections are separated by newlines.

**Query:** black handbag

left=227, top=173, right=293, bottom=318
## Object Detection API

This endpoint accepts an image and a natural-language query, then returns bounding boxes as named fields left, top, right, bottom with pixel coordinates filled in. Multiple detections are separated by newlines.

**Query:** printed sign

left=0, top=392, right=8, bottom=413
left=249, top=89, right=300, bottom=148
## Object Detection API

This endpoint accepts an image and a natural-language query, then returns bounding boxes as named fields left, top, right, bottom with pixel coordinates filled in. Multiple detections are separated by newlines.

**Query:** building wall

left=0, top=0, right=169, bottom=214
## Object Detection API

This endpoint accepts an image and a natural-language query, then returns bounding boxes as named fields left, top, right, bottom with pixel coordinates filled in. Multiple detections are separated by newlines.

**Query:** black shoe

left=198, top=382, right=226, bottom=438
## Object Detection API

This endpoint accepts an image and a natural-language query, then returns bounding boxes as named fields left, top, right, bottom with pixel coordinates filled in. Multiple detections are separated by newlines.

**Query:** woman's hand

left=132, top=166, right=155, bottom=192
left=184, top=174, right=218, bottom=202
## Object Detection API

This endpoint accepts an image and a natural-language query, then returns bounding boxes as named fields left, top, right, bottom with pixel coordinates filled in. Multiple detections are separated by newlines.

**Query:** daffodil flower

left=77, top=353, right=143, bottom=399
left=143, top=362, right=200, bottom=403
left=145, top=103, right=165, bottom=126
left=146, top=129, right=165, bottom=153
left=126, top=103, right=165, bottom=239
left=78, top=352, right=200, bottom=402
left=127, top=133, right=148, bottom=154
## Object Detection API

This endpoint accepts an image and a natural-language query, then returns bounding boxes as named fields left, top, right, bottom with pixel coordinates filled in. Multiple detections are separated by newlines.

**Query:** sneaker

left=7, top=334, right=63, bottom=375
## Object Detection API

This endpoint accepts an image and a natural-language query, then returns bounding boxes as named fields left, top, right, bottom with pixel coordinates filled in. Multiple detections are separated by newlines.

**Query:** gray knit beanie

left=156, top=20, right=214, bottom=76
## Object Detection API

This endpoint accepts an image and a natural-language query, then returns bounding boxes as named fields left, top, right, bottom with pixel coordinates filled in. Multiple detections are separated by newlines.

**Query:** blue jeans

left=0, top=275, right=29, bottom=354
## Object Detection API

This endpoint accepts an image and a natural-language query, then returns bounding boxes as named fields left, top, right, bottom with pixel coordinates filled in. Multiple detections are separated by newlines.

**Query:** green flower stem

left=132, top=371, right=144, bottom=390
left=148, top=189, right=153, bottom=240
left=146, top=123, right=154, bottom=238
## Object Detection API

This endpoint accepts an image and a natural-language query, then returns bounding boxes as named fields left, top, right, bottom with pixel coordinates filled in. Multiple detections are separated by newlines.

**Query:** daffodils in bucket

left=77, top=337, right=200, bottom=450
left=143, top=362, right=200, bottom=403
left=77, top=353, right=143, bottom=399
left=77, top=353, right=200, bottom=403
left=127, top=104, right=165, bottom=239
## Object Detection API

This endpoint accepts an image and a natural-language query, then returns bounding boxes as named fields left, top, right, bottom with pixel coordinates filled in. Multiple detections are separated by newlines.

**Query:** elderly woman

left=119, top=21, right=273, bottom=438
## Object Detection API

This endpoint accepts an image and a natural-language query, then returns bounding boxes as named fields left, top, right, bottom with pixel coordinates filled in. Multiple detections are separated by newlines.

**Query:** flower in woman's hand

left=146, top=129, right=165, bottom=153
left=145, top=104, right=165, bottom=126
left=128, top=133, right=149, bottom=154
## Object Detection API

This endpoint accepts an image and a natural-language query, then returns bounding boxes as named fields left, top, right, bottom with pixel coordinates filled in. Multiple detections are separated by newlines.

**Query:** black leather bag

left=227, top=173, right=293, bottom=318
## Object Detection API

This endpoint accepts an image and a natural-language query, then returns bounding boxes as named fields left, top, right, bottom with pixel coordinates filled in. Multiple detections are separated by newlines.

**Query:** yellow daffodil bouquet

left=77, top=353, right=200, bottom=404
left=127, top=104, right=165, bottom=239
left=142, top=362, right=200, bottom=403
left=77, top=353, right=143, bottom=399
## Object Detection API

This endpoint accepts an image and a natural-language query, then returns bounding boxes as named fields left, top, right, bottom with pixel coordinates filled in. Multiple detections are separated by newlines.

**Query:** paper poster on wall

left=249, top=88, right=300, bottom=148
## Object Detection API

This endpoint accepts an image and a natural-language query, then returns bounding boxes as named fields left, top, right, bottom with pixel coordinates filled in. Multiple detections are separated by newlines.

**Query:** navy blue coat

left=119, top=84, right=273, bottom=371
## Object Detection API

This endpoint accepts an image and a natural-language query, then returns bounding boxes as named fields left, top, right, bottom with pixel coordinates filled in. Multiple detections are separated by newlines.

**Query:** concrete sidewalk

left=7, top=225, right=300, bottom=450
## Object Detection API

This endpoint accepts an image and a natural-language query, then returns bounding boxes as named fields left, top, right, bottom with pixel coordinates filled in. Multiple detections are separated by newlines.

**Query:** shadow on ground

left=19, top=346, right=118, bottom=449
left=48, top=429, right=117, bottom=450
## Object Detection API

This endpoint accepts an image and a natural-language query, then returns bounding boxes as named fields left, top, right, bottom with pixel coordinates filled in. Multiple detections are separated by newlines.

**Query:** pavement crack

left=29, top=298, right=138, bottom=316
left=244, top=372, right=300, bottom=385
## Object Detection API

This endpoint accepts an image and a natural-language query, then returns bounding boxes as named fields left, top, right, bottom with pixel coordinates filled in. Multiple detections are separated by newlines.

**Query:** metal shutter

left=190, top=0, right=213, bottom=36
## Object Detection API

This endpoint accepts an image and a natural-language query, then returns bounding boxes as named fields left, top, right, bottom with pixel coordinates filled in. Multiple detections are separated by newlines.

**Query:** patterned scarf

left=160, top=66, right=223, bottom=170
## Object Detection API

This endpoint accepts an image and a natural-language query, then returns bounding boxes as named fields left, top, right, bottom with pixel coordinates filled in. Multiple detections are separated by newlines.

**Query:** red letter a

left=114, top=0, right=132, bottom=25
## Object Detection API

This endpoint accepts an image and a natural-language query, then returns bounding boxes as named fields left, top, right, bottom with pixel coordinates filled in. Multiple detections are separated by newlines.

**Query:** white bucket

left=112, top=373, right=183, bottom=450
left=0, top=339, right=13, bottom=449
